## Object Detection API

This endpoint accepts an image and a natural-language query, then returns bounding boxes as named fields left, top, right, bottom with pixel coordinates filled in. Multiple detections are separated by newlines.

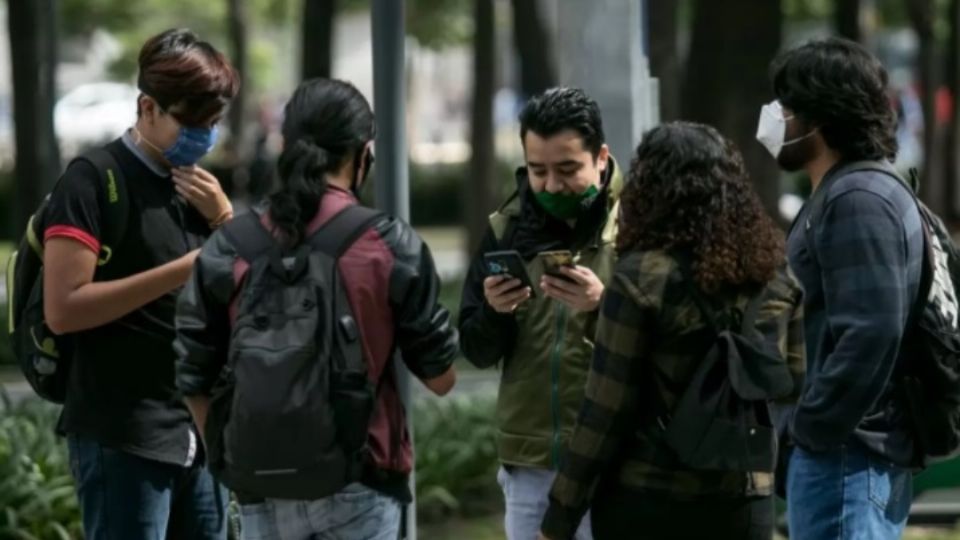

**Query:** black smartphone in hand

left=483, top=250, right=536, bottom=298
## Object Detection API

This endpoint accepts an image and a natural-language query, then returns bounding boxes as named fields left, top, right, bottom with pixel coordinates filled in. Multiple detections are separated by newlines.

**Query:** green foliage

left=0, top=393, right=82, bottom=540
left=783, top=0, right=833, bottom=21
left=360, top=160, right=515, bottom=227
left=0, top=392, right=503, bottom=535
left=414, top=393, right=501, bottom=522
left=438, top=276, right=464, bottom=326
left=407, top=0, right=474, bottom=50
left=311, top=0, right=474, bottom=49
left=59, top=0, right=291, bottom=83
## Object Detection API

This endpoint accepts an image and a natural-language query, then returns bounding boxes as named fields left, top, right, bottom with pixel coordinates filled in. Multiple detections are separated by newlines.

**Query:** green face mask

left=535, top=184, right=599, bottom=220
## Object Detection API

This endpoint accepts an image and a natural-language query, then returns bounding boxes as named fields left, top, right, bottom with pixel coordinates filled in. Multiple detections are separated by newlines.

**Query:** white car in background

left=55, top=81, right=138, bottom=154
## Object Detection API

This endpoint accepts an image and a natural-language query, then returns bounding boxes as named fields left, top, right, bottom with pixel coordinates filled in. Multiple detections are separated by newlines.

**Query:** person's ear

left=597, top=144, right=611, bottom=173
left=139, top=95, right=159, bottom=125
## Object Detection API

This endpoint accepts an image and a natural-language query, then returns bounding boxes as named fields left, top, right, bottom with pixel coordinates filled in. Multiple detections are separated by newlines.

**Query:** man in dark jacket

left=175, top=78, right=458, bottom=540
left=760, top=38, right=923, bottom=539
left=459, top=87, right=621, bottom=540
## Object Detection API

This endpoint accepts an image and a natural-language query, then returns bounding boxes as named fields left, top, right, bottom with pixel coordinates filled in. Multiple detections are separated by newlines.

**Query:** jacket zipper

left=550, top=302, right=567, bottom=468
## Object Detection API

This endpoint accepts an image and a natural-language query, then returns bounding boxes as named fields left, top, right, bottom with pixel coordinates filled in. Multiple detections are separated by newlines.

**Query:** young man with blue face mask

left=458, top=87, right=622, bottom=540
left=42, top=29, right=238, bottom=539
left=760, top=38, right=922, bottom=540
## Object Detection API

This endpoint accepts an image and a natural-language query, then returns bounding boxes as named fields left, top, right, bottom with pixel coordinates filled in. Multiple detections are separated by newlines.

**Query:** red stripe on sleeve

left=44, top=225, right=101, bottom=254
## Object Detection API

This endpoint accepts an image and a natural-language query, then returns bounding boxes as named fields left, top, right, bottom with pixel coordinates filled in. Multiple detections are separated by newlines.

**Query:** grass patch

left=419, top=513, right=503, bottom=540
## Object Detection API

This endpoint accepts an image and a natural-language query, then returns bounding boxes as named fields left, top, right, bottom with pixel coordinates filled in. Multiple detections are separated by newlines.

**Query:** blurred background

left=2, top=1, right=960, bottom=539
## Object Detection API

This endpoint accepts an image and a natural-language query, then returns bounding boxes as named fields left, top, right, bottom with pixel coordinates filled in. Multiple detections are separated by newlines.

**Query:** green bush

left=359, top=161, right=517, bottom=227
left=0, top=388, right=502, bottom=536
left=0, top=392, right=81, bottom=540
left=0, top=394, right=245, bottom=540
left=414, top=393, right=500, bottom=522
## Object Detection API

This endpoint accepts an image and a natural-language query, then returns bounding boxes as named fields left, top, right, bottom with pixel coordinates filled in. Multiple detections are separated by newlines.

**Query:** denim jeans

left=786, top=442, right=912, bottom=540
left=238, top=483, right=401, bottom=540
left=67, top=435, right=228, bottom=540
left=498, top=466, right=593, bottom=540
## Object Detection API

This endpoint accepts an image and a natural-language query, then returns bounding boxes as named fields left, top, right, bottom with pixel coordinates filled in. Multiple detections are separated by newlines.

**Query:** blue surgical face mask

left=164, top=125, right=219, bottom=167
left=135, top=123, right=218, bottom=167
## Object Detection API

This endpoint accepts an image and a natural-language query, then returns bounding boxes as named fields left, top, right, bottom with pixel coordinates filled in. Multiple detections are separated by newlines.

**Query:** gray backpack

left=205, top=205, right=384, bottom=499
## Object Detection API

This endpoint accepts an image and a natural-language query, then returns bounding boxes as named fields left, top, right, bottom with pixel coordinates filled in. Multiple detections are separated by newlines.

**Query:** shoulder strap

left=801, top=160, right=905, bottom=267
left=75, top=148, right=129, bottom=266
left=221, top=212, right=277, bottom=263
left=308, top=205, right=386, bottom=259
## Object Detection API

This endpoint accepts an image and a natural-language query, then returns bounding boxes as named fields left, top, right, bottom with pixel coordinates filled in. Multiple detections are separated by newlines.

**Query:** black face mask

left=777, top=133, right=818, bottom=172
left=350, top=148, right=375, bottom=198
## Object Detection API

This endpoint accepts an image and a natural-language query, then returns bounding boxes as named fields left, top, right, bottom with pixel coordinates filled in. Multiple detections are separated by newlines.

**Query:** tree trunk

left=226, top=0, right=249, bottom=201
left=227, top=0, right=248, bottom=149
left=835, top=0, right=862, bottom=42
left=944, top=0, right=959, bottom=219
left=907, top=0, right=941, bottom=212
left=682, top=0, right=783, bottom=220
left=467, top=0, right=496, bottom=256
left=511, top=0, right=556, bottom=98
left=302, top=0, right=335, bottom=80
left=648, top=0, right=680, bottom=121
left=8, top=0, right=60, bottom=237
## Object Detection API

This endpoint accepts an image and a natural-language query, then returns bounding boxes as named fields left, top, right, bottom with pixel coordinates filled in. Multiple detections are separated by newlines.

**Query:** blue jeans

left=786, top=443, right=912, bottom=540
left=238, top=483, right=401, bottom=540
left=67, top=435, right=228, bottom=540
left=498, top=466, right=593, bottom=540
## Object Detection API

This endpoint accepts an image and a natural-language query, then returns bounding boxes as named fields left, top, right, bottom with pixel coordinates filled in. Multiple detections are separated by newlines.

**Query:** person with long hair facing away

left=539, top=122, right=804, bottom=540
left=175, top=78, right=458, bottom=540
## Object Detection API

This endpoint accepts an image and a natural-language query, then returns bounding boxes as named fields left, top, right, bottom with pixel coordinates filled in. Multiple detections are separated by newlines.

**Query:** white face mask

left=756, top=100, right=817, bottom=158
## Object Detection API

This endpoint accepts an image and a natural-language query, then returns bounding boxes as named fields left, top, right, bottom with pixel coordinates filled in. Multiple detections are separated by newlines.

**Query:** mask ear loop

left=782, top=127, right=819, bottom=147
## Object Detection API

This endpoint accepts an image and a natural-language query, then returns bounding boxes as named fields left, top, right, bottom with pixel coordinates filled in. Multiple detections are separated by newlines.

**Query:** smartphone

left=538, top=250, right=576, bottom=282
left=483, top=250, right=536, bottom=297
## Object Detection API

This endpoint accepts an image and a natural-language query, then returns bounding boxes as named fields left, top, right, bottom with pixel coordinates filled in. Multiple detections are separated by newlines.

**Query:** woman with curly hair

left=538, top=122, right=805, bottom=540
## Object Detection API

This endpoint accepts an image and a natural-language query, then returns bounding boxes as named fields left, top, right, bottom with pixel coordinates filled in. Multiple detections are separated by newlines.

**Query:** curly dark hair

left=618, top=122, right=785, bottom=292
left=519, top=87, right=605, bottom=156
left=771, top=37, right=897, bottom=161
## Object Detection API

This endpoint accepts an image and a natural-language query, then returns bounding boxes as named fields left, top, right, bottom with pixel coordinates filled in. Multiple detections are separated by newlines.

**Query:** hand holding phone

left=483, top=250, right=535, bottom=313
left=538, top=250, right=576, bottom=282
left=538, top=251, right=605, bottom=312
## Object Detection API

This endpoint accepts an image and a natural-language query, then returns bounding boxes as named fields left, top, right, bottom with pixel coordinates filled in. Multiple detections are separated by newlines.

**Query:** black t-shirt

left=43, top=137, right=212, bottom=466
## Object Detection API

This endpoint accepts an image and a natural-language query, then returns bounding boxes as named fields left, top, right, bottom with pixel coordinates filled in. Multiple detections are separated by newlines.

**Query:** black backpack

left=803, top=161, right=960, bottom=466
left=5, top=148, right=129, bottom=403
left=205, top=205, right=385, bottom=500
left=655, top=272, right=795, bottom=473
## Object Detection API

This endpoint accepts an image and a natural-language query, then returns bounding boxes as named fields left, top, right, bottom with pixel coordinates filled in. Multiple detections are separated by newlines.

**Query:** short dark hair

left=518, top=87, right=605, bottom=156
left=137, top=29, right=240, bottom=127
left=771, top=37, right=897, bottom=161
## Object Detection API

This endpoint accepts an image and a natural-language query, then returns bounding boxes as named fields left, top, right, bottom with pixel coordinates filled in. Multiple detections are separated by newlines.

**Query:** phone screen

left=539, top=250, right=575, bottom=280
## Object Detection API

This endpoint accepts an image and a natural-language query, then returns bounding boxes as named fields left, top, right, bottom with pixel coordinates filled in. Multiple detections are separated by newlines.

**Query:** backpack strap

left=221, top=212, right=277, bottom=263
left=800, top=160, right=912, bottom=268
left=307, top=205, right=386, bottom=259
left=73, top=148, right=129, bottom=267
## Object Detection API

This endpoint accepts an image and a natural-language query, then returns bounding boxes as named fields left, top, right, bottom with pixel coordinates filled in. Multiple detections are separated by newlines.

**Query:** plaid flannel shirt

left=541, top=250, right=805, bottom=539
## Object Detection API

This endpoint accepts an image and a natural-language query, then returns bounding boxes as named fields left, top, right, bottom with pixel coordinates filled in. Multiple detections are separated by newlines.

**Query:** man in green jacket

left=459, top=87, right=621, bottom=540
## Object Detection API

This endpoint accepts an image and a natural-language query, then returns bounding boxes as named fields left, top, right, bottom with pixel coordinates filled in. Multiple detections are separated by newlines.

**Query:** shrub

left=0, top=392, right=81, bottom=540
left=414, top=393, right=501, bottom=522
